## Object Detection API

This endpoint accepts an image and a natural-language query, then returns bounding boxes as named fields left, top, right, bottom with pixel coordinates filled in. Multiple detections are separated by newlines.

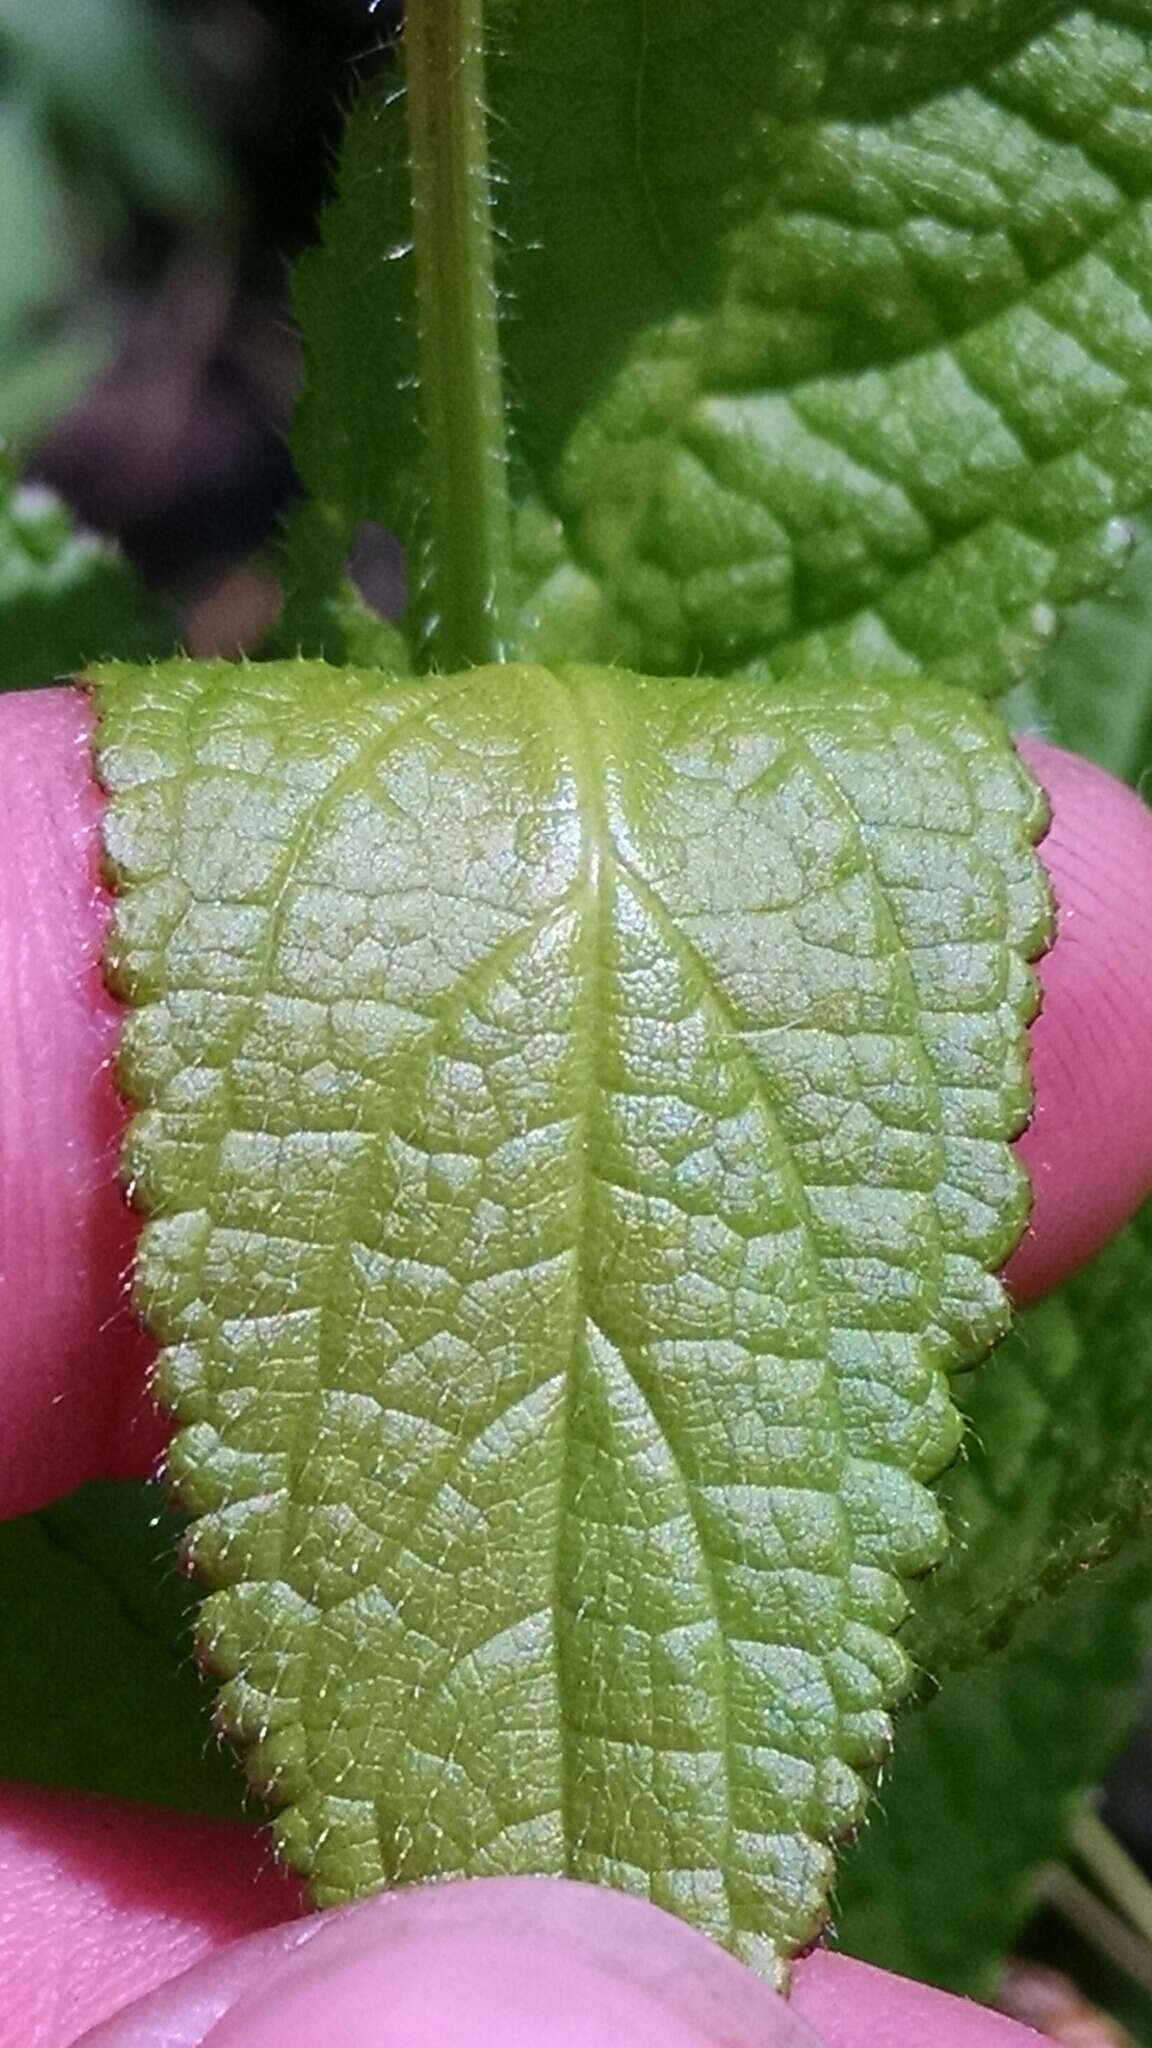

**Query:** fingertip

left=1007, top=740, right=1152, bottom=1304
left=80, top=1881, right=819, bottom=2048
left=0, top=688, right=162, bottom=1517
left=73, top=1880, right=1051, bottom=2048
left=791, top=1950, right=1042, bottom=2046
left=0, top=1786, right=301, bottom=2048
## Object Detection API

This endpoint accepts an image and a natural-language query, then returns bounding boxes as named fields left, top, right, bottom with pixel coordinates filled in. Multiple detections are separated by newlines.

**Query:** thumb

left=74, top=1879, right=1039, bottom=2048
left=77, top=1880, right=820, bottom=2048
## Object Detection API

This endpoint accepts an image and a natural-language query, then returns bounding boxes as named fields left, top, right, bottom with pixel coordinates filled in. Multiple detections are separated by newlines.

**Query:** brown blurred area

left=999, top=1962, right=1136, bottom=2048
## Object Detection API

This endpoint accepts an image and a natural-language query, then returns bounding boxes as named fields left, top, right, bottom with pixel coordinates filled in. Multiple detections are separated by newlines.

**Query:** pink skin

left=1009, top=738, right=1152, bottom=1301
left=2, top=687, right=1152, bottom=2046
left=0, top=691, right=162, bottom=1519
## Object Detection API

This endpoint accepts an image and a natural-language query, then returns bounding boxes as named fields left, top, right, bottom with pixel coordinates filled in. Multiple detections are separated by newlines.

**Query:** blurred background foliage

left=0, top=0, right=399, bottom=670
left=0, top=0, right=231, bottom=446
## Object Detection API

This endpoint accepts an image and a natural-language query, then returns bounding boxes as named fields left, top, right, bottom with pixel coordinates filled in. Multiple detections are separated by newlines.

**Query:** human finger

left=0, top=1785, right=301, bottom=2048
left=0, top=690, right=160, bottom=1519
left=1004, top=738, right=1152, bottom=1301
left=69, top=1876, right=1041, bottom=2048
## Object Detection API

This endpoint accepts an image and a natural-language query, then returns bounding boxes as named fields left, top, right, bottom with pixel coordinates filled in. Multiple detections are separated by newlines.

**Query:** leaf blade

left=291, top=3, right=1152, bottom=688
left=514, top=2, right=1152, bottom=688
left=94, top=658, right=1047, bottom=1974
left=1015, top=519, right=1152, bottom=784
left=0, top=467, right=170, bottom=689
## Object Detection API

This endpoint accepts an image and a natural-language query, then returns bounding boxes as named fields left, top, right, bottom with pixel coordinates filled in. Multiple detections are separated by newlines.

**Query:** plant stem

left=1071, top=1808, right=1152, bottom=1951
left=1043, top=1865, right=1152, bottom=2001
left=405, top=0, right=514, bottom=669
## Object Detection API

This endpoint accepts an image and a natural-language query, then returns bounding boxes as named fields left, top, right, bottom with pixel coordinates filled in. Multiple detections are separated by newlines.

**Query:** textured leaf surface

left=21, top=1228, right=1152, bottom=1837
left=835, top=1540, right=1152, bottom=1997
left=295, top=2, right=1152, bottom=689
left=0, top=470, right=168, bottom=689
left=0, top=1482, right=245, bottom=1816
left=909, top=1204, right=1152, bottom=1676
left=95, top=657, right=1046, bottom=1974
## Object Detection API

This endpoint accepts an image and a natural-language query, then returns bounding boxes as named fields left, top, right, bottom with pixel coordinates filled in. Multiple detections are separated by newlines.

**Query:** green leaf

left=1013, top=519, right=1152, bottom=784
left=0, top=467, right=171, bottom=688
left=0, top=1481, right=246, bottom=1816
left=835, top=1540, right=1152, bottom=1998
left=93, top=656, right=1047, bottom=1977
left=908, top=1204, right=1152, bottom=1676
left=835, top=1208, right=1152, bottom=1994
left=293, top=2, right=1152, bottom=691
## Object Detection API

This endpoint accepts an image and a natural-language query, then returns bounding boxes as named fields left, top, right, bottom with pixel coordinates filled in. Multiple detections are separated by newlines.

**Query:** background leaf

left=94, top=655, right=1046, bottom=1976
left=1014, top=519, right=1152, bottom=786
left=0, top=463, right=171, bottom=688
left=0, top=1482, right=245, bottom=1816
left=831, top=518, right=1152, bottom=1991
left=830, top=1205, right=1152, bottom=1989
left=293, top=1, right=1152, bottom=692
left=0, top=0, right=231, bottom=222
left=0, top=93, right=107, bottom=445
left=910, top=1206, right=1152, bottom=1675
left=835, top=1540, right=1152, bottom=1997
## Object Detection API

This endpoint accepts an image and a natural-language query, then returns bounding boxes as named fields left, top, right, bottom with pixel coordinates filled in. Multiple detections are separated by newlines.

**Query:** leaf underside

left=94, top=657, right=1047, bottom=1977
left=12, top=1211, right=1151, bottom=1828
left=295, top=1, right=1152, bottom=691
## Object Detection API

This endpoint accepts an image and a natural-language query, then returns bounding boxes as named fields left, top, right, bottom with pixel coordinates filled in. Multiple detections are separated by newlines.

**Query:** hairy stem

left=406, top=0, right=514, bottom=668
left=1043, top=1865, right=1152, bottom=2000
left=1071, top=1809, right=1152, bottom=1951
